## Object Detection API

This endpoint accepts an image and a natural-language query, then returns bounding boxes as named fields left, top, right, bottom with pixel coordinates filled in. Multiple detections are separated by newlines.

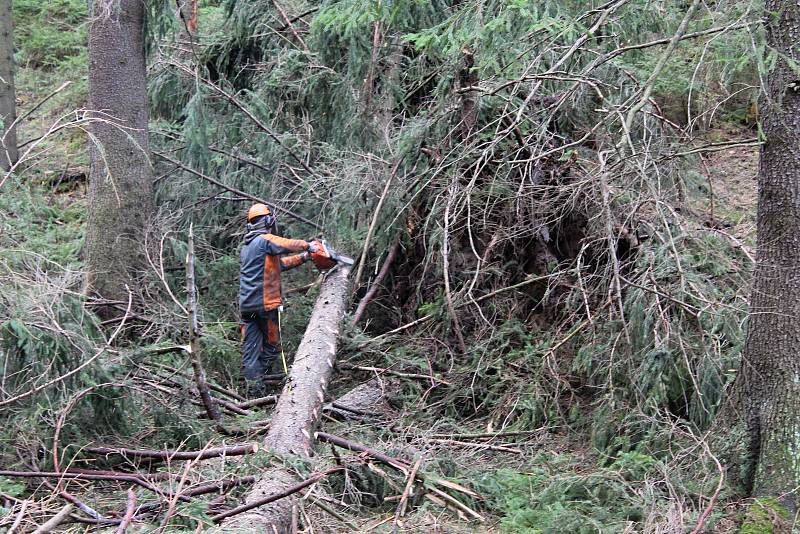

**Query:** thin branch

left=186, top=224, right=223, bottom=424
left=83, top=443, right=258, bottom=461
left=155, top=151, right=322, bottom=231
left=115, top=488, right=137, bottom=534
left=353, top=158, right=403, bottom=291
left=210, top=467, right=343, bottom=523
left=353, top=236, right=401, bottom=325
left=0, top=471, right=181, bottom=500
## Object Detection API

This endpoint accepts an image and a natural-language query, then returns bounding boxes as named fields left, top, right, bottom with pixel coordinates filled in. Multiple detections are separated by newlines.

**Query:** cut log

left=323, top=377, right=398, bottom=420
left=214, top=266, right=351, bottom=534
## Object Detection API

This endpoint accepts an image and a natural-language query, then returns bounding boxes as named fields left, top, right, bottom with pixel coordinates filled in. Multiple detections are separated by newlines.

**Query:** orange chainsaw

left=309, top=239, right=354, bottom=271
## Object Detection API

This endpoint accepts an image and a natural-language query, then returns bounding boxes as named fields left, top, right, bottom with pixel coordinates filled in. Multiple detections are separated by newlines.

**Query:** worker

left=239, top=203, right=318, bottom=396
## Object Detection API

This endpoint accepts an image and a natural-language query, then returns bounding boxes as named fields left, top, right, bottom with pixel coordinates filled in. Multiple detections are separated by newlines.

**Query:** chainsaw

left=309, top=239, right=354, bottom=271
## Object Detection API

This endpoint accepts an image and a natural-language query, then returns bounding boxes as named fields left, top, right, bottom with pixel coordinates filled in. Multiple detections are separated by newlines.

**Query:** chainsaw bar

left=330, top=250, right=354, bottom=266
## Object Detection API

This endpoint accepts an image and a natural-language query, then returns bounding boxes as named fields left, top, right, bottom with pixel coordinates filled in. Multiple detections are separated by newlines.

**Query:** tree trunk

left=85, top=0, right=154, bottom=304
left=216, top=266, right=351, bottom=533
left=724, top=1, right=800, bottom=514
left=0, top=0, right=18, bottom=171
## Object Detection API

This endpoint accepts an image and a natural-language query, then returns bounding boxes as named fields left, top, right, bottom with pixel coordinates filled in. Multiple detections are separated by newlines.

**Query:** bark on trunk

left=0, top=0, right=18, bottom=171
left=215, top=266, right=351, bottom=533
left=85, top=0, right=154, bottom=304
left=724, top=0, right=800, bottom=513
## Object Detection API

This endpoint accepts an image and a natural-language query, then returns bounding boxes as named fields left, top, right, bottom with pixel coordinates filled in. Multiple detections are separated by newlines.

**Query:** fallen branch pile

left=0, top=265, right=486, bottom=531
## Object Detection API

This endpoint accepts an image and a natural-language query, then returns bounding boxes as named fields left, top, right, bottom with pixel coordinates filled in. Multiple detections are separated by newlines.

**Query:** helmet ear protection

left=246, top=215, right=275, bottom=232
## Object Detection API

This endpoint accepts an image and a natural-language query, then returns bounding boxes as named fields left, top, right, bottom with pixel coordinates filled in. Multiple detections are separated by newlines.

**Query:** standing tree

left=724, top=1, right=800, bottom=516
left=85, top=0, right=154, bottom=304
left=0, top=0, right=18, bottom=171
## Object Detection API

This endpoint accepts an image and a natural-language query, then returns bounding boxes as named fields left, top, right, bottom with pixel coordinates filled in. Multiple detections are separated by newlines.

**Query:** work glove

left=307, top=240, right=321, bottom=253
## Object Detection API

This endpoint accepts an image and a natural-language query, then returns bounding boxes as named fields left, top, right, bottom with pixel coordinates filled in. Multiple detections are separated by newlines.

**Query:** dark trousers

left=241, top=309, right=280, bottom=382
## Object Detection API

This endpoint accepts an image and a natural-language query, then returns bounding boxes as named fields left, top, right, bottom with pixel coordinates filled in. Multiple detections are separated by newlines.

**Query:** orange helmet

left=247, top=203, right=272, bottom=222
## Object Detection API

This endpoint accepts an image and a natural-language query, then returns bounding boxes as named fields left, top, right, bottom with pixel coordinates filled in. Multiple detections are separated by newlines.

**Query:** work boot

left=262, top=373, right=286, bottom=395
left=244, top=378, right=267, bottom=399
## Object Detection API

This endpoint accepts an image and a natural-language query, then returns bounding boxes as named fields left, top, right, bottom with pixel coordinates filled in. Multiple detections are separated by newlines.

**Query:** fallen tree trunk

left=215, top=266, right=351, bottom=533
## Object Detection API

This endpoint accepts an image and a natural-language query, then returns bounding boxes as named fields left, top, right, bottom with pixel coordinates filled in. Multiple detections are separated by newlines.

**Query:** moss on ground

left=738, top=497, right=790, bottom=534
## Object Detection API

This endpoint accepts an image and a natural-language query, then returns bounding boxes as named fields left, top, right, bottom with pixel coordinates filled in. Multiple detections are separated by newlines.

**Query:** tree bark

left=0, top=0, right=18, bottom=171
left=85, top=0, right=154, bottom=304
left=215, top=266, right=351, bottom=534
left=723, top=0, right=800, bottom=514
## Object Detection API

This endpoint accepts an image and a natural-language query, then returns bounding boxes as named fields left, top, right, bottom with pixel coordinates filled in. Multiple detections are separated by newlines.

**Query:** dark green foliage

left=577, top=231, right=749, bottom=451
left=477, top=452, right=661, bottom=533
left=12, top=0, right=87, bottom=71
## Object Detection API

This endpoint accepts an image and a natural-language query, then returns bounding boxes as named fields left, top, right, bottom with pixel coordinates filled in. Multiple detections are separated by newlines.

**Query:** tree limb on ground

left=83, top=443, right=258, bottom=461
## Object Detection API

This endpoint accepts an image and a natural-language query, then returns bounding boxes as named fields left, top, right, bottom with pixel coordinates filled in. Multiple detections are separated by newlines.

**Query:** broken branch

left=211, top=467, right=343, bottom=523
left=83, top=443, right=258, bottom=461
left=32, top=504, right=74, bottom=534
left=115, top=488, right=137, bottom=534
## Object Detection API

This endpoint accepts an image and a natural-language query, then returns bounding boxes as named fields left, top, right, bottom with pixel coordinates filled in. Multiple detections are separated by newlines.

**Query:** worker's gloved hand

left=307, top=240, right=321, bottom=253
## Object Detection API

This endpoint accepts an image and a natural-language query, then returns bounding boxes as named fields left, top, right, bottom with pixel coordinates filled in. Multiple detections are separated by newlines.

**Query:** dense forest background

left=1, top=0, right=795, bottom=532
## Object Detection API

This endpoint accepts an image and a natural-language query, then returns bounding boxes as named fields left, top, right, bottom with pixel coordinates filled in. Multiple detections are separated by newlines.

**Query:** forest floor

left=702, top=126, right=758, bottom=240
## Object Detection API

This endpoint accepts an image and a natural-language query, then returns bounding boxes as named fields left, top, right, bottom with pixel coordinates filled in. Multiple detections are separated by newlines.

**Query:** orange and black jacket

left=239, top=231, right=309, bottom=312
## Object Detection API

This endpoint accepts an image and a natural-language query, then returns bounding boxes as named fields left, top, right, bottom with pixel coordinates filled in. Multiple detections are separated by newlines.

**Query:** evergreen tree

left=0, top=0, right=18, bottom=171
left=85, top=0, right=154, bottom=305
left=726, top=0, right=800, bottom=513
